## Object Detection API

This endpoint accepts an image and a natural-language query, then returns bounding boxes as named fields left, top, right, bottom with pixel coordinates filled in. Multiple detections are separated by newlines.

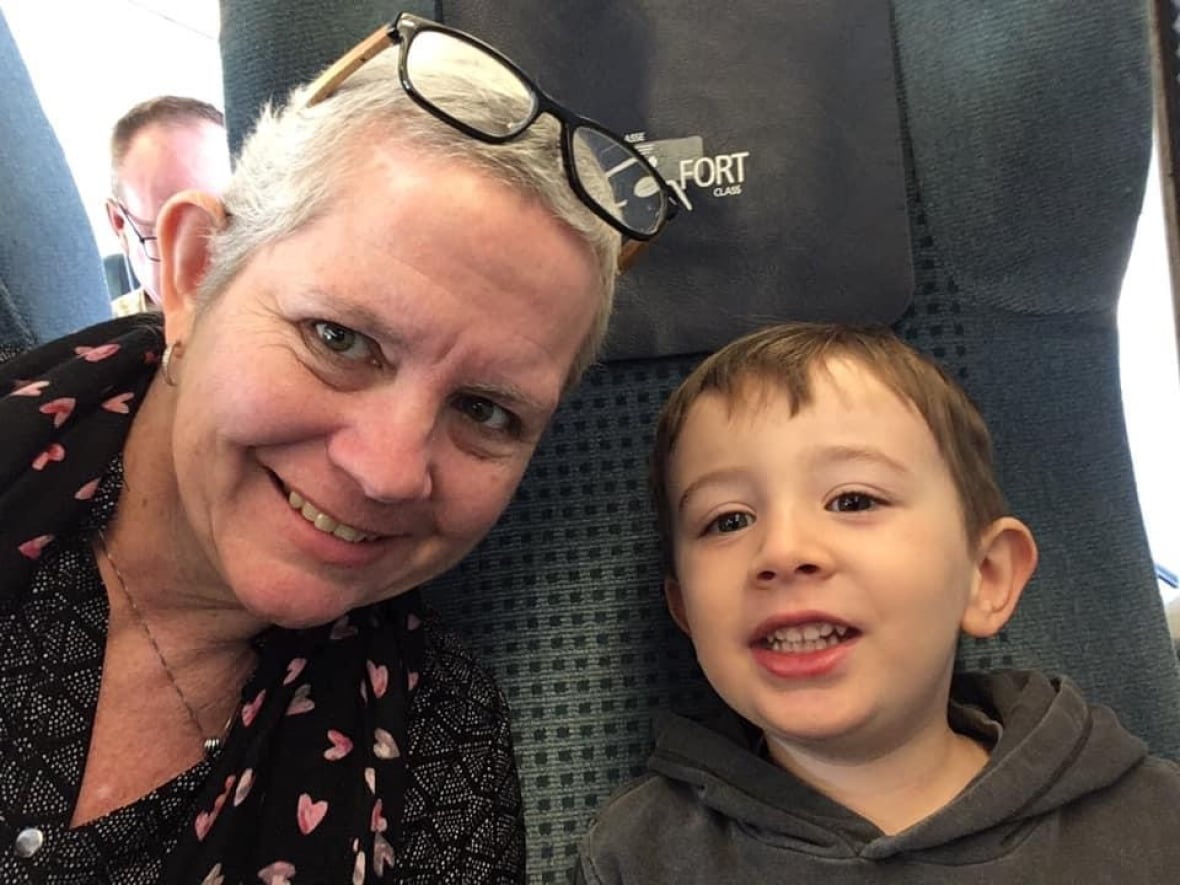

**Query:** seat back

left=429, top=3, right=1180, bottom=878
left=218, top=2, right=1180, bottom=880
left=0, top=10, right=111, bottom=351
left=103, top=253, right=136, bottom=301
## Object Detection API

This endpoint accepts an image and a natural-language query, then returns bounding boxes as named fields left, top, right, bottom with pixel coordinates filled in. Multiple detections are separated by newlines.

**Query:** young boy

left=575, top=323, right=1180, bottom=883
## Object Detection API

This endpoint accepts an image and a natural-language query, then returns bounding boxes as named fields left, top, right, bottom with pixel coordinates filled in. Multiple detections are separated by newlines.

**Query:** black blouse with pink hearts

left=0, top=317, right=525, bottom=883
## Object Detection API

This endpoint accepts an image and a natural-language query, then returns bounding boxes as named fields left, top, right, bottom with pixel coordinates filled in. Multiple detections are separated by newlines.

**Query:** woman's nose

left=327, top=390, right=435, bottom=503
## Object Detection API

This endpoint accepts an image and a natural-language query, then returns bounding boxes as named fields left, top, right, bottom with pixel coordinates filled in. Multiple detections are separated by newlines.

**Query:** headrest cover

left=443, top=0, right=914, bottom=359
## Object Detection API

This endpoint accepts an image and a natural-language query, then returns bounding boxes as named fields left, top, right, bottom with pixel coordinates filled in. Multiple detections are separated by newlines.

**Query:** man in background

left=106, top=95, right=230, bottom=316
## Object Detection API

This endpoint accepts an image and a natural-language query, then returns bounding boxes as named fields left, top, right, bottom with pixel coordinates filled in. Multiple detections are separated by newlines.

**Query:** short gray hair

left=199, top=51, right=619, bottom=382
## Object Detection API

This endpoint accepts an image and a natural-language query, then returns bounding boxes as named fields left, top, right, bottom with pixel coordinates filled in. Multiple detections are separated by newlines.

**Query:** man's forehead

left=118, top=120, right=229, bottom=208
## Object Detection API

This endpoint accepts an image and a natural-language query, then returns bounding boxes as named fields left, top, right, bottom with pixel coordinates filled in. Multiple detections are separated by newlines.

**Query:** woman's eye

left=312, top=320, right=374, bottom=362
left=453, top=394, right=519, bottom=435
left=706, top=511, right=754, bottom=534
left=827, top=492, right=880, bottom=513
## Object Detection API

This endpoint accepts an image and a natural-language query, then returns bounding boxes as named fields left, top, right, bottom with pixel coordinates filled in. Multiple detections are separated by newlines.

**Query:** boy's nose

left=327, top=390, right=435, bottom=504
left=750, top=511, right=832, bottom=584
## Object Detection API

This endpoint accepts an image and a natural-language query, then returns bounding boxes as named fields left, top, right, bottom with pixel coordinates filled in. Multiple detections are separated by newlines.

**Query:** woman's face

left=163, top=147, right=601, bottom=628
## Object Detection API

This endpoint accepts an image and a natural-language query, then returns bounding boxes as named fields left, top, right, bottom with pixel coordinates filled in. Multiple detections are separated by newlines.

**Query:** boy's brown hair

left=651, top=323, right=1008, bottom=576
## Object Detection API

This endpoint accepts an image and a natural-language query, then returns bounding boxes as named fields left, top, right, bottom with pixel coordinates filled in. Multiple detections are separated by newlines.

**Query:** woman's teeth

left=287, top=490, right=377, bottom=543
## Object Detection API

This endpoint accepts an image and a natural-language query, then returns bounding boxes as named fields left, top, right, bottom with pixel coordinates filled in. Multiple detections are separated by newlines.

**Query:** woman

left=0, top=13, right=676, bottom=883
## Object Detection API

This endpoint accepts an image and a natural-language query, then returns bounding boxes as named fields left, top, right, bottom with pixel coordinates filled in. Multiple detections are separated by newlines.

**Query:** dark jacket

left=576, top=670, right=1180, bottom=883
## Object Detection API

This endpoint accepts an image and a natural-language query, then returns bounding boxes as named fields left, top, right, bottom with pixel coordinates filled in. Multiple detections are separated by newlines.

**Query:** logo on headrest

left=627, top=133, right=751, bottom=209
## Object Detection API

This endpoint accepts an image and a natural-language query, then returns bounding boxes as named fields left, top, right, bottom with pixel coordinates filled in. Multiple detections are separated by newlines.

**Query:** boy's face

left=663, top=359, right=993, bottom=760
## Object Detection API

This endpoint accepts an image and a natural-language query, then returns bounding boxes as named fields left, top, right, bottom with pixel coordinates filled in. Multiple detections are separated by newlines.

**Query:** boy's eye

left=312, top=320, right=374, bottom=362
left=453, top=393, right=519, bottom=435
left=706, top=511, right=754, bottom=534
left=826, top=492, right=880, bottom=513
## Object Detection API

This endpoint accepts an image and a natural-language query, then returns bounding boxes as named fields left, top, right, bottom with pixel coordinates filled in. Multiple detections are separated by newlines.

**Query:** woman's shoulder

left=415, top=612, right=511, bottom=728
left=396, top=611, right=526, bottom=877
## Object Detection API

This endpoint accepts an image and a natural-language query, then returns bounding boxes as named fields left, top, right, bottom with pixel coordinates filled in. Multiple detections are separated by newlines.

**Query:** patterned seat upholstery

left=218, top=2, right=1180, bottom=880
left=0, top=11, right=110, bottom=354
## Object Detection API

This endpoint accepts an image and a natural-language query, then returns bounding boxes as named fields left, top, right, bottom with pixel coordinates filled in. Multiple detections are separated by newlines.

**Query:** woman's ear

left=664, top=575, right=692, bottom=637
left=154, top=189, right=227, bottom=344
left=961, top=516, right=1039, bottom=638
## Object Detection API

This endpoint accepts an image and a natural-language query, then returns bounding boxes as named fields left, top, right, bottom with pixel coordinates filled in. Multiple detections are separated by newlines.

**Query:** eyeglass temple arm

left=618, top=238, right=654, bottom=274
left=305, top=25, right=397, bottom=107
left=618, top=183, right=682, bottom=272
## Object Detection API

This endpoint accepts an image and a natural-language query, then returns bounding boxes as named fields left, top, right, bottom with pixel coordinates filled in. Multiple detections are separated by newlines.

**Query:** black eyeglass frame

left=109, top=198, right=161, bottom=262
left=304, top=12, right=679, bottom=261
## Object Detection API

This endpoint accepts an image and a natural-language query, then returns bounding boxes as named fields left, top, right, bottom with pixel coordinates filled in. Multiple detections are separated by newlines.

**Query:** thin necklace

left=96, top=530, right=228, bottom=758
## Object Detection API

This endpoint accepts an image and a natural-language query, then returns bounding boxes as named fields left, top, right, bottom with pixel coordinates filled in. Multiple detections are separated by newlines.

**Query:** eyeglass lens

left=570, top=127, right=666, bottom=238
left=405, top=31, right=536, bottom=137
left=403, top=29, right=668, bottom=239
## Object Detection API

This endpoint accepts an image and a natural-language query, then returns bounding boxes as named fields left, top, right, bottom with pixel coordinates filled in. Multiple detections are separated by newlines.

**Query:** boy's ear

left=155, top=189, right=227, bottom=345
left=664, top=576, right=692, bottom=637
left=960, top=516, right=1038, bottom=638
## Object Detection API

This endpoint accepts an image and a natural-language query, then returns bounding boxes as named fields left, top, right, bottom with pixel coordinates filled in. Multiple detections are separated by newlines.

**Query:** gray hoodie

left=576, top=671, right=1180, bottom=884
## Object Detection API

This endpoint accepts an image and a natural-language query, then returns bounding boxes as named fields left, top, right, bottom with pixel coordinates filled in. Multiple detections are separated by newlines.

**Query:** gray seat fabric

left=218, top=2, right=1180, bottom=880
left=102, top=253, right=135, bottom=301
left=429, top=3, right=1180, bottom=878
left=218, top=0, right=436, bottom=159
left=0, top=10, right=111, bottom=352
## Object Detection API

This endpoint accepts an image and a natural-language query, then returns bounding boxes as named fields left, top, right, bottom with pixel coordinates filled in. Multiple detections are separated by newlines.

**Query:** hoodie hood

left=647, top=670, right=1149, bottom=863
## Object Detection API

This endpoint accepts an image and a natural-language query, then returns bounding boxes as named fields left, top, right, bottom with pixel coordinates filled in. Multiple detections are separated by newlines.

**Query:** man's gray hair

left=111, top=95, right=225, bottom=196
left=199, top=51, right=620, bottom=382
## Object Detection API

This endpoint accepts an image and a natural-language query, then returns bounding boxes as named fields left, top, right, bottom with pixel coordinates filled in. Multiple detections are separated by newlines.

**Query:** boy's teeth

left=286, top=489, right=373, bottom=542
left=763, top=621, right=849, bottom=653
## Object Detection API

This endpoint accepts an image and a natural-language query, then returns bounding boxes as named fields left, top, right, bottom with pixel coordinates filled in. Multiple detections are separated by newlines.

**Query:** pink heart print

left=373, top=728, right=400, bottom=760
left=373, top=833, right=395, bottom=876
left=194, top=775, right=235, bottom=841
left=283, top=657, right=307, bottom=686
left=286, top=683, right=315, bottom=716
left=367, top=660, right=388, bottom=699
left=297, top=793, right=328, bottom=835
left=194, top=809, right=215, bottom=842
left=74, top=343, right=120, bottom=362
left=74, top=479, right=100, bottom=501
left=234, top=768, right=254, bottom=807
left=256, top=861, right=296, bottom=885
left=330, top=616, right=358, bottom=641
left=32, top=443, right=65, bottom=471
left=101, top=392, right=135, bottom=414
left=39, top=397, right=75, bottom=427
left=18, top=535, right=54, bottom=560
left=241, top=689, right=267, bottom=727
left=324, top=729, right=353, bottom=761
left=11, top=379, right=49, bottom=397
left=370, top=798, right=388, bottom=833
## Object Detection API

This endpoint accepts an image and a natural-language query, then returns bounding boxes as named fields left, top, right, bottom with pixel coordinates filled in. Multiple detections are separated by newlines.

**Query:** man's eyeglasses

left=305, top=12, right=679, bottom=266
left=110, top=199, right=160, bottom=262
